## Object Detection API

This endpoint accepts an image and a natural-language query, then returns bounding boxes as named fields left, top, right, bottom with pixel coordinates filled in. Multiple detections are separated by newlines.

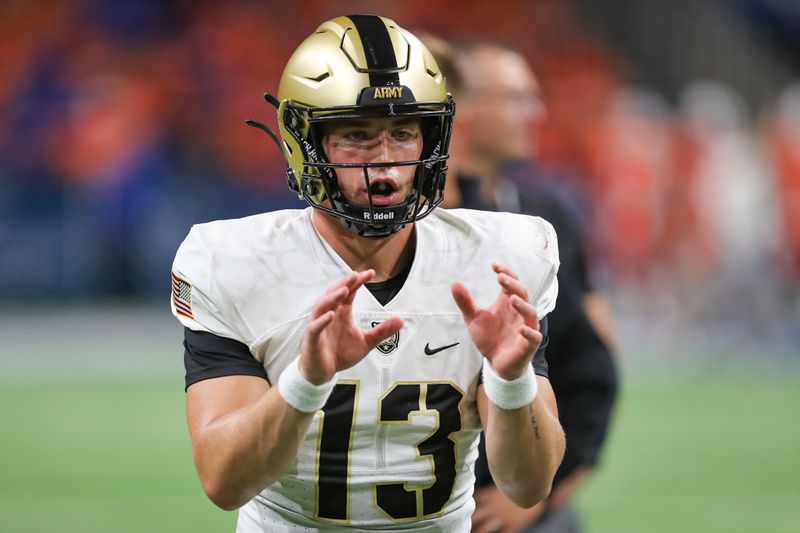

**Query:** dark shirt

left=458, top=170, right=618, bottom=489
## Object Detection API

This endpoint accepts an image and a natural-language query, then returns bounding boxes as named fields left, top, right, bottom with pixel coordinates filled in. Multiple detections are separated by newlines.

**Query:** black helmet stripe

left=347, top=15, right=400, bottom=87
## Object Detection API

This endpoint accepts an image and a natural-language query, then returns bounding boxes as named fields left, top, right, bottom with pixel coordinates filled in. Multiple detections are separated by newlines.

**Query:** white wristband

left=482, top=360, right=538, bottom=410
left=278, top=358, right=336, bottom=413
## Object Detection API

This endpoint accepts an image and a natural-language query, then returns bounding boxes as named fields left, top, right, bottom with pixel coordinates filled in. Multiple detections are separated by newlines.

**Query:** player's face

left=321, top=117, right=423, bottom=207
left=464, top=49, right=544, bottom=163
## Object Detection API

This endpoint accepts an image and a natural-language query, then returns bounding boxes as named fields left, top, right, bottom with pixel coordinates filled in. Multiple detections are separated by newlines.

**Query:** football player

left=171, top=15, right=565, bottom=532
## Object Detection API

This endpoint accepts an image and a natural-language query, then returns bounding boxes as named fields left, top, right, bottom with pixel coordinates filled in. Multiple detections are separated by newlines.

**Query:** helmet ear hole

left=288, top=111, right=301, bottom=130
left=304, top=180, right=321, bottom=197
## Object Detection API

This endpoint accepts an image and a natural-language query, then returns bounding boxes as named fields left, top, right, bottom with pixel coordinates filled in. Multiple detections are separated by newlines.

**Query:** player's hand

left=471, top=485, right=545, bottom=533
left=300, top=270, right=403, bottom=385
left=451, top=263, right=542, bottom=380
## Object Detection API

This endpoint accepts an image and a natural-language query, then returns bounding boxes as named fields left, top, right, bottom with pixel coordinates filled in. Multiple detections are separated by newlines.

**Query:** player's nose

left=369, top=131, right=397, bottom=163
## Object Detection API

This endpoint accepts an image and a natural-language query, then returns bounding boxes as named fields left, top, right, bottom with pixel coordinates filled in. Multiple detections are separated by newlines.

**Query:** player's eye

left=391, top=128, right=418, bottom=142
left=344, top=130, right=370, bottom=142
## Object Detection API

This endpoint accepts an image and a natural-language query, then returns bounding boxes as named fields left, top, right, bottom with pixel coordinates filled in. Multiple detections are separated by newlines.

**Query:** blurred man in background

left=424, top=36, right=619, bottom=533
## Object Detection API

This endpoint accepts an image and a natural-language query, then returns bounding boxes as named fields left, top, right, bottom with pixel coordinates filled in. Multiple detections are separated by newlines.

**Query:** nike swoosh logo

left=424, top=342, right=459, bottom=355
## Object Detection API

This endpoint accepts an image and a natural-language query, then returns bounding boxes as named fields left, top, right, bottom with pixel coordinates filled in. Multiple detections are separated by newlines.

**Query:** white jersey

left=171, top=207, right=559, bottom=532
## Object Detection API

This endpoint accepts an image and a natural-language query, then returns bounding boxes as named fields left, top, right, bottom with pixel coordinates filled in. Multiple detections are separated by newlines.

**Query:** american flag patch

left=172, top=272, right=194, bottom=319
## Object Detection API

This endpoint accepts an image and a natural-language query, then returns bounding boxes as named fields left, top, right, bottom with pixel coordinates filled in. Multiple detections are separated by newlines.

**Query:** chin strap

left=336, top=199, right=413, bottom=238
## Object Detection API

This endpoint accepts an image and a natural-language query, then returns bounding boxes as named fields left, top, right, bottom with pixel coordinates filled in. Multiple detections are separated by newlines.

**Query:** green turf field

left=576, top=375, right=800, bottom=532
left=1, top=375, right=798, bottom=532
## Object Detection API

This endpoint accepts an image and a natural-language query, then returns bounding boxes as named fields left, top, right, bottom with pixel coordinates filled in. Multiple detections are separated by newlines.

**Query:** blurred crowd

left=2, top=0, right=798, bottom=348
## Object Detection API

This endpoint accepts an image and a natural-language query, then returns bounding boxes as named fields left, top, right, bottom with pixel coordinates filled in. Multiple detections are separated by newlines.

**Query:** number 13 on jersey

left=315, top=380, right=465, bottom=523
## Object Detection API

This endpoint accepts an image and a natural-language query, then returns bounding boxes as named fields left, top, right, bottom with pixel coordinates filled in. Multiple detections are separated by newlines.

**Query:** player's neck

left=312, top=210, right=416, bottom=282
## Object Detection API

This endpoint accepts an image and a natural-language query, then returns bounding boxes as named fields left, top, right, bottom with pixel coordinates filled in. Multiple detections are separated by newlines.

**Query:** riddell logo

left=373, top=86, right=404, bottom=99
left=364, top=211, right=395, bottom=220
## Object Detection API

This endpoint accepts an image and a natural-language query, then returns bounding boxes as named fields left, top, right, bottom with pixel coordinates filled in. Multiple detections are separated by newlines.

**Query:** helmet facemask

left=285, top=98, right=454, bottom=237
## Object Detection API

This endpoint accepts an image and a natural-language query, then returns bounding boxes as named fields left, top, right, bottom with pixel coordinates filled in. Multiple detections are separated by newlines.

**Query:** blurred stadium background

left=1, top=0, right=799, bottom=531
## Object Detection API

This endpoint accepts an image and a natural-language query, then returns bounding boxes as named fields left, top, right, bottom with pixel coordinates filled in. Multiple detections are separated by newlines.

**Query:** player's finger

left=324, top=271, right=358, bottom=295
left=450, top=281, right=479, bottom=321
left=520, top=324, right=543, bottom=350
left=511, top=295, right=540, bottom=330
left=343, top=269, right=375, bottom=305
left=352, top=269, right=375, bottom=287
left=323, top=269, right=371, bottom=296
left=497, top=273, right=529, bottom=301
left=363, top=316, right=403, bottom=348
left=306, top=310, right=334, bottom=338
left=492, top=262, right=519, bottom=280
left=312, top=286, right=349, bottom=318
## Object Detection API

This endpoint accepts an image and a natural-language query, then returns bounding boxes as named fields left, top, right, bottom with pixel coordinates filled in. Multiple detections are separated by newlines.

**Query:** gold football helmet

left=247, top=14, right=454, bottom=237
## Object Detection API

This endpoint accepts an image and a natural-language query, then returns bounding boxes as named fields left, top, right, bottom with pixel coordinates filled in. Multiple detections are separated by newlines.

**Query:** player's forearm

left=483, top=380, right=565, bottom=508
left=192, top=387, right=316, bottom=510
